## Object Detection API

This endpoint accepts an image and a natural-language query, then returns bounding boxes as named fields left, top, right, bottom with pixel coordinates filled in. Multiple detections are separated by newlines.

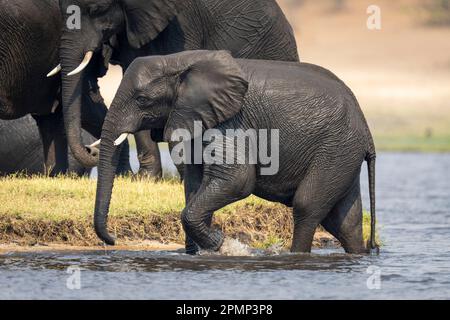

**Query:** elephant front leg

left=33, top=112, right=69, bottom=176
left=181, top=158, right=208, bottom=254
left=182, top=205, right=223, bottom=252
left=182, top=167, right=254, bottom=251
left=134, top=130, right=163, bottom=179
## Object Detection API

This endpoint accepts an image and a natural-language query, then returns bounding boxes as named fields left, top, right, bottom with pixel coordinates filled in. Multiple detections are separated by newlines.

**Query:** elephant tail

left=366, top=152, right=379, bottom=254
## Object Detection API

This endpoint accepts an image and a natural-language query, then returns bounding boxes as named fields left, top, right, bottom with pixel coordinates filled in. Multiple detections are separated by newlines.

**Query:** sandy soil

left=280, top=0, right=450, bottom=143
left=0, top=241, right=184, bottom=255
left=279, top=0, right=450, bottom=102
left=0, top=231, right=337, bottom=255
left=0, top=233, right=337, bottom=255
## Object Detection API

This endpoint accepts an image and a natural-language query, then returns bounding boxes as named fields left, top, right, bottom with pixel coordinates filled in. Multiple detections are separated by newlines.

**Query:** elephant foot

left=366, top=241, right=380, bottom=255
left=191, top=238, right=250, bottom=256
left=115, top=155, right=132, bottom=176
left=116, top=165, right=132, bottom=176
left=133, top=165, right=163, bottom=181
left=47, top=166, right=68, bottom=177
left=115, top=143, right=132, bottom=176
left=185, top=241, right=199, bottom=255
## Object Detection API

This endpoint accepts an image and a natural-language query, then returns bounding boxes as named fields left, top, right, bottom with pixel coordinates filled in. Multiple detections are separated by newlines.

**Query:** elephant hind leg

left=291, top=200, right=327, bottom=253
left=290, top=168, right=350, bottom=253
left=291, top=188, right=334, bottom=253
left=321, top=179, right=366, bottom=254
left=33, top=112, right=68, bottom=176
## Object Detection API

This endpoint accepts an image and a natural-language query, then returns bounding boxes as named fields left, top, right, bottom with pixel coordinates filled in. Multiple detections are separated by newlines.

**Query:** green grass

left=374, top=135, right=450, bottom=152
left=364, top=103, right=450, bottom=152
left=0, top=175, right=274, bottom=221
left=252, top=235, right=285, bottom=250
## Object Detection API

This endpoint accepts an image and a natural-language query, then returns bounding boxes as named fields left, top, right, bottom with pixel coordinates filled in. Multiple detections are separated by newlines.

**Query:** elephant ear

left=164, top=51, right=249, bottom=142
left=121, top=0, right=182, bottom=49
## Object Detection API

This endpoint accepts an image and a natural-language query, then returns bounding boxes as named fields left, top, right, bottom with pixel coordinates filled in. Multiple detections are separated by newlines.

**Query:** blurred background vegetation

left=279, top=0, right=450, bottom=151
left=100, top=0, right=450, bottom=152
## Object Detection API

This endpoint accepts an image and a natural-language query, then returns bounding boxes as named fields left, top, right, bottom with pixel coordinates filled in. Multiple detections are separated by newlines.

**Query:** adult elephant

left=56, top=0, right=299, bottom=179
left=0, top=116, right=94, bottom=176
left=0, top=0, right=130, bottom=175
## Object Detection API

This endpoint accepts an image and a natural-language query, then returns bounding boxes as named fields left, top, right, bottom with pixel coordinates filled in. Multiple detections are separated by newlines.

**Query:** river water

left=1, top=152, right=450, bottom=299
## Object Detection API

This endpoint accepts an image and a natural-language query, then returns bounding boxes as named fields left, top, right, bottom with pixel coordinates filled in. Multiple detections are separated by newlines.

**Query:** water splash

left=219, top=238, right=253, bottom=256
left=265, top=243, right=285, bottom=255
left=198, top=238, right=253, bottom=256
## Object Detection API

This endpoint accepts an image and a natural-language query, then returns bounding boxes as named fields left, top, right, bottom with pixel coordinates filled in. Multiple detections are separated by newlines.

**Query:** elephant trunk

left=60, top=40, right=98, bottom=168
left=93, top=114, right=124, bottom=245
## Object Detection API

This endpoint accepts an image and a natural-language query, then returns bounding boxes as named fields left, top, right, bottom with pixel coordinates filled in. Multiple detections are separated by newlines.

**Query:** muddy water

left=1, top=152, right=450, bottom=299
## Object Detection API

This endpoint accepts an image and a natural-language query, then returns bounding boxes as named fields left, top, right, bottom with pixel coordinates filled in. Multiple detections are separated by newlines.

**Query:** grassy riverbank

left=0, top=176, right=375, bottom=250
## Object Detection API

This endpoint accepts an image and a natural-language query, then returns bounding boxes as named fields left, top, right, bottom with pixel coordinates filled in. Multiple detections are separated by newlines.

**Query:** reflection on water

left=1, top=152, right=450, bottom=299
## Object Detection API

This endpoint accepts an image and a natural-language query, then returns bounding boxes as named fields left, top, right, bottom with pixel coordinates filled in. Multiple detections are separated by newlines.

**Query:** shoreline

left=0, top=231, right=337, bottom=255
left=0, top=241, right=184, bottom=255
left=0, top=226, right=338, bottom=255
left=0, top=176, right=374, bottom=255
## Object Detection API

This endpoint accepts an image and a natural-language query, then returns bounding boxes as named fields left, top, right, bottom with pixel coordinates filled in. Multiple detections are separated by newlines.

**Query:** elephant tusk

left=47, top=64, right=62, bottom=77
left=87, top=139, right=101, bottom=149
left=114, top=133, right=129, bottom=146
left=67, top=51, right=94, bottom=76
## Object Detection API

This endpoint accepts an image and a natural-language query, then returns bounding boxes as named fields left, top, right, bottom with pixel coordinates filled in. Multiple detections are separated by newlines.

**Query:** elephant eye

left=89, top=5, right=100, bottom=15
left=89, top=4, right=109, bottom=16
left=137, top=96, right=149, bottom=105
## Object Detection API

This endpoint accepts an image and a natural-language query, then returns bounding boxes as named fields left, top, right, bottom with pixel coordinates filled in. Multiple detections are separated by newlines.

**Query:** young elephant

left=94, top=50, right=378, bottom=254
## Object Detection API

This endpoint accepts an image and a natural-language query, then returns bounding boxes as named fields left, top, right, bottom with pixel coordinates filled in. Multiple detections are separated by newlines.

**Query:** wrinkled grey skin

left=94, top=51, right=378, bottom=255
left=58, top=0, right=299, bottom=178
left=0, top=0, right=130, bottom=175
left=0, top=116, right=93, bottom=176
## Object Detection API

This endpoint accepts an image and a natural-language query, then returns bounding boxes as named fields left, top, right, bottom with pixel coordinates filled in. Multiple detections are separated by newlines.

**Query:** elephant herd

left=0, top=0, right=378, bottom=254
